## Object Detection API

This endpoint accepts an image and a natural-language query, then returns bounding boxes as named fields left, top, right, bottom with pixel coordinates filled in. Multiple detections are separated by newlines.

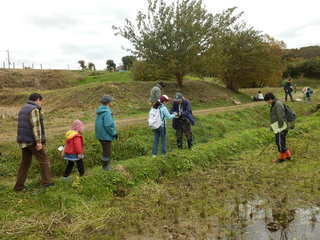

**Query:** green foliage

left=121, top=55, right=137, bottom=70
left=284, top=57, right=320, bottom=79
left=87, top=62, right=96, bottom=71
left=130, top=61, right=174, bottom=81
left=283, top=46, right=320, bottom=60
left=106, top=59, right=116, bottom=71
left=78, top=60, right=87, bottom=70
left=204, top=19, right=285, bottom=90
left=114, top=0, right=234, bottom=87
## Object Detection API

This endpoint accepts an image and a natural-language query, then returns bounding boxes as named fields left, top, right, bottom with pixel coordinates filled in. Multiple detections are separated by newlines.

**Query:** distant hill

left=283, top=46, right=320, bottom=60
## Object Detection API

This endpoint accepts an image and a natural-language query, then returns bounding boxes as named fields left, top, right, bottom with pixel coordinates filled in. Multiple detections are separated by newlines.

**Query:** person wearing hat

left=151, top=95, right=177, bottom=157
left=171, top=93, right=195, bottom=149
left=150, top=82, right=166, bottom=105
left=264, top=92, right=292, bottom=163
left=95, top=95, right=117, bottom=170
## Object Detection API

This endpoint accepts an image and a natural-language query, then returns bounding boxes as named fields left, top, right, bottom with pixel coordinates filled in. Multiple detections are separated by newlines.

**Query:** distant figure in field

left=283, top=78, right=294, bottom=102
left=150, top=82, right=165, bottom=104
left=63, top=120, right=85, bottom=178
left=252, top=91, right=264, bottom=102
left=302, top=87, right=313, bottom=102
left=264, top=93, right=293, bottom=163
left=150, top=95, right=177, bottom=157
left=95, top=96, right=118, bottom=171
left=171, top=93, right=195, bottom=150
left=14, top=93, right=54, bottom=191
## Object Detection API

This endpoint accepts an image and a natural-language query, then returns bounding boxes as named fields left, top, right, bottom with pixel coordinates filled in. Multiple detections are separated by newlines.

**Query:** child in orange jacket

left=63, top=120, right=85, bottom=177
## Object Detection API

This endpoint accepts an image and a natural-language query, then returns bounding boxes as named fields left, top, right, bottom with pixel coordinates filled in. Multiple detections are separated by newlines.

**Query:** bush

left=131, top=61, right=173, bottom=81
left=284, top=57, right=320, bottom=79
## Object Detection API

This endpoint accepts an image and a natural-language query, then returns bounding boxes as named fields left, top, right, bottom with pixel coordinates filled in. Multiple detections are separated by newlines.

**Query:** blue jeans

left=152, top=126, right=167, bottom=155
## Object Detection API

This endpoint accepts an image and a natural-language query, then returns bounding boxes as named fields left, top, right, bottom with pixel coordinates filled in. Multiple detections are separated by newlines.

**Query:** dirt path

left=0, top=102, right=263, bottom=144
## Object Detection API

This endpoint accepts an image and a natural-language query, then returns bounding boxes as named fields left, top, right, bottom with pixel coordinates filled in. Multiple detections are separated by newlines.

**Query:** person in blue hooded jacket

left=171, top=93, right=195, bottom=149
left=95, top=95, right=117, bottom=170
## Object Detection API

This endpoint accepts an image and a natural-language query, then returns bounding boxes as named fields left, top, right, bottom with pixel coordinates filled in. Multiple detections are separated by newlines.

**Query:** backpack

left=283, top=104, right=296, bottom=129
left=148, top=107, right=162, bottom=129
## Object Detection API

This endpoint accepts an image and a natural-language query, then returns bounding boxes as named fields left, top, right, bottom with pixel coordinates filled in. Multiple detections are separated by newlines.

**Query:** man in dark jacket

left=171, top=93, right=195, bottom=149
left=284, top=78, right=294, bottom=102
left=14, top=93, right=54, bottom=191
left=264, top=93, right=292, bottom=163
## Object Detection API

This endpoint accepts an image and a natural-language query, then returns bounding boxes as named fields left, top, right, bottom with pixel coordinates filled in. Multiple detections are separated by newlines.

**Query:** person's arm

left=30, top=109, right=43, bottom=150
left=161, top=106, right=176, bottom=120
left=103, top=112, right=117, bottom=137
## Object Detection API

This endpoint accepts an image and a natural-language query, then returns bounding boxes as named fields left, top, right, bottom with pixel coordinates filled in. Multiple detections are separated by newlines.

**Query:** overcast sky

left=0, top=0, right=319, bottom=70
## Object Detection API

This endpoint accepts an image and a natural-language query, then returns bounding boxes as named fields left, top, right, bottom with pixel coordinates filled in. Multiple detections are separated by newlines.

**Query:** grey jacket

left=150, top=84, right=161, bottom=103
left=270, top=100, right=286, bottom=128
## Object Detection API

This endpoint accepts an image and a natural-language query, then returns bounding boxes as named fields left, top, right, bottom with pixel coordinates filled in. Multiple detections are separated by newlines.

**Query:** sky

left=0, top=0, right=319, bottom=70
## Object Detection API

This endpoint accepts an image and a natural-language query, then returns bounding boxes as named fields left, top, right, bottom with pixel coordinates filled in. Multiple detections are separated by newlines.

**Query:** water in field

left=209, top=200, right=320, bottom=240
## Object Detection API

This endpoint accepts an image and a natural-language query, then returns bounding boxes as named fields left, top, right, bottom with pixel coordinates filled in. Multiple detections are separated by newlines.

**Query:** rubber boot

left=177, top=139, right=183, bottom=149
left=102, top=160, right=111, bottom=171
left=273, top=152, right=286, bottom=163
left=284, top=150, right=292, bottom=160
left=187, top=139, right=193, bottom=150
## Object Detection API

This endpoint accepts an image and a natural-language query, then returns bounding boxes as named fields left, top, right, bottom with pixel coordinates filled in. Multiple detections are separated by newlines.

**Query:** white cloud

left=0, top=0, right=319, bottom=70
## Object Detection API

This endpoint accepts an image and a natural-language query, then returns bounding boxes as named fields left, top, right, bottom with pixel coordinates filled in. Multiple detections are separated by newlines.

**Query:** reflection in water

left=210, top=199, right=320, bottom=240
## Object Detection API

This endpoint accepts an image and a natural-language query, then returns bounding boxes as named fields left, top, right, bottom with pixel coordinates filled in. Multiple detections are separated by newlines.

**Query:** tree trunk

left=176, top=73, right=184, bottom=89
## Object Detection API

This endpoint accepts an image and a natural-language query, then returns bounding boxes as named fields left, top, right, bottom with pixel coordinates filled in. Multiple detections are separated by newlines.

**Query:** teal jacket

left=95, top=106, right=117, bottom=141
left=159, top=104, right=176, bottom=127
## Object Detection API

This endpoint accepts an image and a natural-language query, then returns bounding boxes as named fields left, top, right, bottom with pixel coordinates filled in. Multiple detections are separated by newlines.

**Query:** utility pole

left=6, top=49, right=10, bottom=69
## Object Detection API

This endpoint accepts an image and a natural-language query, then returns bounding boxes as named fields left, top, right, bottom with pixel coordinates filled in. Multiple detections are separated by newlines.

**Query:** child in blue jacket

left=95, top=95, right=117, bottom=170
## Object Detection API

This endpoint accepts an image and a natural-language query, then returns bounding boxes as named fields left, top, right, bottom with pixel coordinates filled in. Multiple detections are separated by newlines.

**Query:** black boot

left=177, top=140, right=183, bottom=149
left=102, top=160, right=111, bottom=171
left=187, top=139, right=193, bottom=150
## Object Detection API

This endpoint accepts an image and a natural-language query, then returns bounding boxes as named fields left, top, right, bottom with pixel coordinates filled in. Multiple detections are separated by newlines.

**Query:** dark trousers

left=99, top=140, right=112, bottom=161
left=285, top=91, right=294, bottom=102
left=275, top=130, right=288, bottom=153
left=176, top=119, right=193, bottom=149
left=63, top=159, right=85, bottom=177
left=14, top=146, right=52, bottom=191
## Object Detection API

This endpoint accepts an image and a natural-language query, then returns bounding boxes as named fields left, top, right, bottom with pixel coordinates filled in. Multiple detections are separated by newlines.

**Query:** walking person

left=95, top=96, right=117, bottom=171
left=14, top=93, right=54, bottom=191
left=264, top=93, right=292, bottom=163
left=171, top=93, right=195, bottom=149
left=150, top=95, right=177, bottom=157
left=63, top=120, right=85, bottom=178
left=150, top=82, right=165, bottom=105
left=283, top=78, right=294, bottom=102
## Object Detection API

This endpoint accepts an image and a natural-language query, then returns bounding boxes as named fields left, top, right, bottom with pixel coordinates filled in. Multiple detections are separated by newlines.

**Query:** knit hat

left=71, top=120, right=84, bottom=132
left=175, top=92, right=183, bottom=100
left=101, top=95, right=113, bottom=104
left=159, top=95, right=169, bottom=103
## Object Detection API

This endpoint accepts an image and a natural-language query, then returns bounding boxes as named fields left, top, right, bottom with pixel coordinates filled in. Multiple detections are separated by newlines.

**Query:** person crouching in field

left=63, top=120, right=85, bottom=178
left=264, top=93, right=292, bottom=163
left=95, top=96, right=117, bottom=171
left=171, top=93, right=195, bottom=150
left=151, top=95, right=177, bottom=157
left=14, top=93, right=54, bottom=191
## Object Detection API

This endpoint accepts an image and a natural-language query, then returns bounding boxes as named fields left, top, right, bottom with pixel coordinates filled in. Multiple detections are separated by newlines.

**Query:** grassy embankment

left=0, top=100, right=320, bottom=239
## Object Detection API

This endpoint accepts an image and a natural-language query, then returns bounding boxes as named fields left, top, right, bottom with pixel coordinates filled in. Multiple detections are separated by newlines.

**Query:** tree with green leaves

left=106, top=59, right=116, bottom=72
left=202, top=13, right=284, bottom=91
left=113, top=0, right=232, bottom=88
left=122, top=55, right=136, bottom=70
left=88, top=62, right=96, bottom=71
left=78, top=60, right=87, bottom=71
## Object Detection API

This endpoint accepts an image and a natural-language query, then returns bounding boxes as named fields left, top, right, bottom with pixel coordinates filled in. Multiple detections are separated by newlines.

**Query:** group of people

left=13, top=80, right=300, bottom=191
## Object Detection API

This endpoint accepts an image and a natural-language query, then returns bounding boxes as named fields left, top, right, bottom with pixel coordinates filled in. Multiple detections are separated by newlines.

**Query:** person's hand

left=36, top=143, right=43, bottom=151
left=113, top=134, right=118, bottom=140
left=78, top=154, right=84, bottom=159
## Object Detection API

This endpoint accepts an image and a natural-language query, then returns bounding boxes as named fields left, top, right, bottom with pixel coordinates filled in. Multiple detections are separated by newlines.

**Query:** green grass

left=76, top=71, right=133, bottom=85
left=1, top=104, right=320, bottom=239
